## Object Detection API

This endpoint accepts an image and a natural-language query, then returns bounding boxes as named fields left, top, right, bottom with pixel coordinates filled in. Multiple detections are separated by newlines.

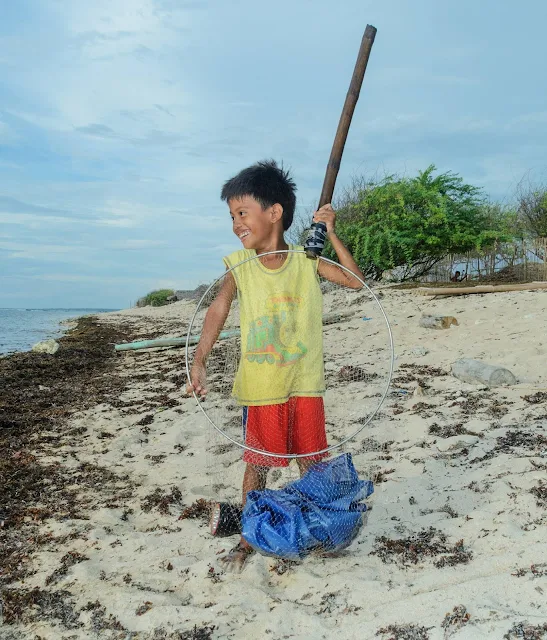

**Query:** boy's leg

left=291, top=396, right=328, bottom=476
left=219, top=463, right=268, bottom=572
left=296, top=458, right=317, bottom=477
left=219, top=402, right=289, bottom=572
left=242, top=462, right=268, bottom=504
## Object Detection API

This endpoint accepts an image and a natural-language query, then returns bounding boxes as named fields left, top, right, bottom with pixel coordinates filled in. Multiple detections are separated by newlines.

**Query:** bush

left=325, top=165, right=513, bottom=281
left=516, top=177, right=547, bottom=237
left=139, top=289, right=175, bottom=307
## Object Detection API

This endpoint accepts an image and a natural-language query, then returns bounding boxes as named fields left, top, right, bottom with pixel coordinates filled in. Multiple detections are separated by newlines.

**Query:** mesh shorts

left=242, top=396, right=328, bottom=467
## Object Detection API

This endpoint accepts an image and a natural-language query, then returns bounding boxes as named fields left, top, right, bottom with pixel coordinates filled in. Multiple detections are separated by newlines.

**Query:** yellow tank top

left=223, top=245, right=325, bottom=406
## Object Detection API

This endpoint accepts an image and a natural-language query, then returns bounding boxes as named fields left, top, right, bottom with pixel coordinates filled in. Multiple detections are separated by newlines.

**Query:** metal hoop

left=185, top=249, right=394, bottom=459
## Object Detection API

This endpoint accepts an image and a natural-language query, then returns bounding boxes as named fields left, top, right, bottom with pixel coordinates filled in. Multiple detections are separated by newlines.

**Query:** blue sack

left=241, top=453, right=373, bottom=559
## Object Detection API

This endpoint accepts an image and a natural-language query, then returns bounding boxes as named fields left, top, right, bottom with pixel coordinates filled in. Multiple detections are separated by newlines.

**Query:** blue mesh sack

left=241, top=453, right=373, bottom=559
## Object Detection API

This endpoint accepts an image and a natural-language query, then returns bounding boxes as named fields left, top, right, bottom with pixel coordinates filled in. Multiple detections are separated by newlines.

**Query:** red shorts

left=242, top=396, right=328, bottom=467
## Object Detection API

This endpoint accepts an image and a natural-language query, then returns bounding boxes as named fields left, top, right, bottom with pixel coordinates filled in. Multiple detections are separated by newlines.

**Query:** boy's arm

left=313, top=204, right=364, bottom=289
left=186, top=270, right=236, bottom=396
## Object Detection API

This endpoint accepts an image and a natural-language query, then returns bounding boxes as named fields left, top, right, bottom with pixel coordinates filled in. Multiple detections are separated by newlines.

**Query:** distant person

left=450, top=270, right=467, bottom=283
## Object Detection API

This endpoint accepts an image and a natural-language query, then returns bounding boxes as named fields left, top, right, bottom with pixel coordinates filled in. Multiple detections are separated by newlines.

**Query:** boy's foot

left=219, top=541, right=254, bottom=573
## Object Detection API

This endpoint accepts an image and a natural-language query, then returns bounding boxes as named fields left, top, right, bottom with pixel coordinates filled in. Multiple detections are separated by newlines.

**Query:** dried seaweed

left=376, top=623, right=432, bottom=639
left=503, top=621, right=547, bottom=639
left=371, top=527, right=473, bottom=568
left=1, top=587, right=81, bottom=628
left=441, top=605, right=470, bottom=636
left=522, top=392, right=547, bottom=404
left=45, top=551, right=88, bottom=586
left=179, top=499, right=212, bottom=522
left=530, top=482, right=547, bottom=508
left=1, top=317, right=137, bottom=589
left=141, top=486, right=184, bottom=515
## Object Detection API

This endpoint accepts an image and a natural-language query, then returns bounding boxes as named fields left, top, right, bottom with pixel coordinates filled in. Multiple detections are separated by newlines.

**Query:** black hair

left=220, top=159, right=297, bottom=231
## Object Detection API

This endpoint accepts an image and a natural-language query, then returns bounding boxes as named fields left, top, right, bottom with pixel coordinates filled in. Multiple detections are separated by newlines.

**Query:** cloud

left=74, top=123, right=186, bottom=146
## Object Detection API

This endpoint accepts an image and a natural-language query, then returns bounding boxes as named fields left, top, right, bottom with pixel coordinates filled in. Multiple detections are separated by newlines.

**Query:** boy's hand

left=186, top=361, right=207, bottom=397
left=313, top=203, right=336, bottom=235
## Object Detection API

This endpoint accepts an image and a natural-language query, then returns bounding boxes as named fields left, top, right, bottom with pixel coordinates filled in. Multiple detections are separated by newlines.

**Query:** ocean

left=0, top=308, right=117, bottom=355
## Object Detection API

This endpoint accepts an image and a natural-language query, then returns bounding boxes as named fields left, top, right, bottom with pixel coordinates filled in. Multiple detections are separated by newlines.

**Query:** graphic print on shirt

left=244, top=293, right=308, bottom=367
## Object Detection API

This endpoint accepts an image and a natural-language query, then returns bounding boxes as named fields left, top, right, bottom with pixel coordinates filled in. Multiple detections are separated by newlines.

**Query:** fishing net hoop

left=185, top=249, right=394, bottom=460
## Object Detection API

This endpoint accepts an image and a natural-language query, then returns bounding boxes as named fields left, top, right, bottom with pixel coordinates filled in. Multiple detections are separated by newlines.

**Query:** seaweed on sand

left=1, top=587, right=82, bottom=628
left=370, top=527, right=473, bottom=568
left=1, top=316, right=138, bottom=589
left=376, top=623, right=432, bottom=639
left=141, top=486, right=184, bottom=515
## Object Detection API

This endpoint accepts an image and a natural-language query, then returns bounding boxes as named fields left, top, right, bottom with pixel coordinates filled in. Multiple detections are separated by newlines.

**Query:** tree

left=325, top=166, right=512, bottom=281
left=516, top=176, right=547, bottom=237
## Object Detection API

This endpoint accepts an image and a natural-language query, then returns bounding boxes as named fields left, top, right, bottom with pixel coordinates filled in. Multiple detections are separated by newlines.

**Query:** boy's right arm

left=186, top=270, right=236, bottom=397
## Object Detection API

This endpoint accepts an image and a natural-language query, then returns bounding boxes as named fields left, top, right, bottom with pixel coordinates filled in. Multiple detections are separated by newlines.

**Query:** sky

left=1, top=0, right=546, bottom=309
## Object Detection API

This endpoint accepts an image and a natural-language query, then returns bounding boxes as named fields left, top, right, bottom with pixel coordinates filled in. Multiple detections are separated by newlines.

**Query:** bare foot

left=219, top=541, right=254, bottom=573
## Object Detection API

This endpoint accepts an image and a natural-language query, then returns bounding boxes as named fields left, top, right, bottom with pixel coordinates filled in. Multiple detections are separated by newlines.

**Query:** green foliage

left=140, top=289, right=175, bottom=307
left=326, top=166, right=514, bottom=281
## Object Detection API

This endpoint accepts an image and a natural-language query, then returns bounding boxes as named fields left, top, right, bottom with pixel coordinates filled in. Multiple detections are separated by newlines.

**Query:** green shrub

left=140, top=289, right=175, bottom=307
left=326, top=166, right=514, bottom=281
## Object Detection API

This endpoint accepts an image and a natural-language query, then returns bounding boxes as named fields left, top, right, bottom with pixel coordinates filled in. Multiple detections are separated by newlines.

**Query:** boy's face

left=229, top=196, right=281, bottom=250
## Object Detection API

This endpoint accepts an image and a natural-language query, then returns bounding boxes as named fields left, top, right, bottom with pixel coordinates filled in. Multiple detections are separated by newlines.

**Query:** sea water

left=0, top=308, right=117, bottom=355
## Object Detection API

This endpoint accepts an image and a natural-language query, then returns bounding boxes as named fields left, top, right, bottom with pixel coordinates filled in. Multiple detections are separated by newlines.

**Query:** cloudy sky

left=1, top=0, right=546, bottom=308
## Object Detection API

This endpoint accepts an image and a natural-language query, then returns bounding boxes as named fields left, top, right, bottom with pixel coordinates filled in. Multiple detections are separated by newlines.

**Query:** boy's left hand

left=313, top=204, right=336, bottom=235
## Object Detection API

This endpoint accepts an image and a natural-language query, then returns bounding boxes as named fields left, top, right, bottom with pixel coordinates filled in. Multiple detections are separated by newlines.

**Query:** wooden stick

left=318, top=24, right=377, bottom=209
left=415, top=282, right=547, bottom=297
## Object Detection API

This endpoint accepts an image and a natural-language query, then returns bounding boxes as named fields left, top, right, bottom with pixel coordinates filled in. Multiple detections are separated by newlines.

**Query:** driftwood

left=114, top=311, right=355, bottom=351
left=451, top=359, right=517, bottom=387
left=419, top=315, right=458, bottom=330
left=416, top=282, right=547, bottom=297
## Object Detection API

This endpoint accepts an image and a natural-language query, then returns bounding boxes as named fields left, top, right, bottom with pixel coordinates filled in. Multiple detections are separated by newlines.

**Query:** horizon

left=1, top=0, right=546, bottom=308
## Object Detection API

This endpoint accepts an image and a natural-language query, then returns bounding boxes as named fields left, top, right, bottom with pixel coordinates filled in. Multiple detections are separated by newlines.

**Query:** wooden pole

left=318, top=25, right=377, bottom=209
left=415, top=282, right=547, bottom=296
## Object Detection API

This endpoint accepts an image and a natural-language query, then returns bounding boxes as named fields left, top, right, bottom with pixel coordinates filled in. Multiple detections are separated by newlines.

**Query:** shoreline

left=1, top=293, right=546, bottom=638
left=0, top=308, right=119, bottom=358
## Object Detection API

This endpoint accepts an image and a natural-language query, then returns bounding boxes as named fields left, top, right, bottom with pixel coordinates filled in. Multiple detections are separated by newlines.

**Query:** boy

left=187, top=160, right=364, bottom=571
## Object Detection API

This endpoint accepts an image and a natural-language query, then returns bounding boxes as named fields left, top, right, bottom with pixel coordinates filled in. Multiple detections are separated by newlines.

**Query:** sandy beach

left=1, top=286, right=546, bottom=639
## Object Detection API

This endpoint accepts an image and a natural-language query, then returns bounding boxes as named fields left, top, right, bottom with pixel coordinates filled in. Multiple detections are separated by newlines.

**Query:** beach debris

left=376, top=623, right=432, bottom=639
left=419, top=314, right=458, bottom=330
left=179, top=498, right=212, bottom=522
left=371, top=527, right=473, bottom=568
left=410, top=346, right=429, bottom=357
left=512, top=563, right=547, bottom=579
left=45, top=551, right=88, bottom=586
left=338, top=365, right=378, bottom=382
left=416, top=282, right=547, bottom=296
left=269, top=558, right=300, bottom=575
left=522, top=392, right=547, bottom=404
left=441, top=605, right=470, bottom=637
left=135, top=601, right=153, bottom=616
left=178, top=624, right=216, bottom=639
left=114, top=310, right=356, bottom=352
left=471, top=429, right=547, bottom=464
left=413, top=384, right=426, bottom=398
left=451, top=358, right=517, bottom=387
left=31, top=338, right=60, bottom=354
left=503, top=621, right=547, bottom=639
left=141, top=486, right=184, bottom=515
left=530, top=481, right=547, bottom=508
left=323, top=310, right=355, bottom=325
left=435, top=435, right=479, bottom=453
left=0, top=586, right=81, bottom=627
left=82, top=600, right=126, bottom=634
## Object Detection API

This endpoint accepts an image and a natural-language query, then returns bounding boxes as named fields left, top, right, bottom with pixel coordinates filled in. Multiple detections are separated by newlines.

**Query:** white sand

left=8, top=288, right=547, bottom=639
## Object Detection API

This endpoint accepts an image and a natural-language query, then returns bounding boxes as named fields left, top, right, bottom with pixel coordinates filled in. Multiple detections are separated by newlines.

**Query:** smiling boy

left=187, top=160, right=364, bottom=571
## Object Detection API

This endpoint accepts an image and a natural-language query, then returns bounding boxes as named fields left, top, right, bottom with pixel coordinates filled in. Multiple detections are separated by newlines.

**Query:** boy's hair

left=221, top=160, right=297, bottom=231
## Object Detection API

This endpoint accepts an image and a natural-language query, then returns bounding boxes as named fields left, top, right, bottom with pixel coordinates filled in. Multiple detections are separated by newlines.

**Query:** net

left=185, top=250, right=393, bottom=561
